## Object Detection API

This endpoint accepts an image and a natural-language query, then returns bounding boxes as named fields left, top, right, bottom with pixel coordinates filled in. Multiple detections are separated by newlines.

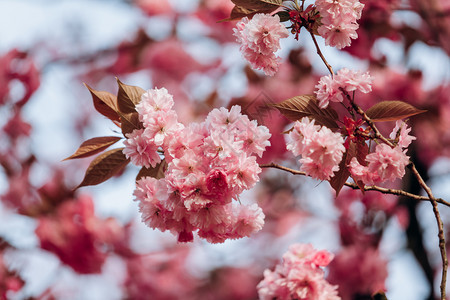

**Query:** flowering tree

left=1, top=0, right=450, bottom=299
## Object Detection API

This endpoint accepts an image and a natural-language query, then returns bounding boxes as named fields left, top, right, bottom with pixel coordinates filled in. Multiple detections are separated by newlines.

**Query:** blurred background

left=0, top=0, right=450, bottom=299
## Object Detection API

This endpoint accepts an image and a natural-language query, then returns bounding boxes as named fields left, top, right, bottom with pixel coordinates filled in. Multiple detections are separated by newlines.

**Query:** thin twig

left=344, top=182, right=450, bottom=207
left=346, top=95, right=394, bottom=147
left=409, top=163, right=448, bottom=299
left=307, top=30, right=334, bottom=76
left=260, top=163, right=450, bottom=207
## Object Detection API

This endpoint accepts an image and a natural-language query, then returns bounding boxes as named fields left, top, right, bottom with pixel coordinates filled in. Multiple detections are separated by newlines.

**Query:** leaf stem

left=344, top=91, right=394, bottom=147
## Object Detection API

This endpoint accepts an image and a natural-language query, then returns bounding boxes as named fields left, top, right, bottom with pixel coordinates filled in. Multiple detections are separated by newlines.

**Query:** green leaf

left=119, top=112, right=143, bottom=136
left=116, top=78, right=146, bottom=114
left=78, top=148, right=129, bottom=188
left=136, top=160, right=168, bottom=182
left=365, top=100, right=426, bottom=122
left=84, top=83, right=120, bottom=122
left=64, top=136, right=122, bottom=160
left=271, top=94, right=339, bottom=129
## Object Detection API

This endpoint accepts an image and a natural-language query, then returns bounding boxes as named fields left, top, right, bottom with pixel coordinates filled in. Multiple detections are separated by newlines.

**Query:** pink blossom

left=233, top=14, right=289, bottom=76
left=287, top=117, right=345, bottom=181
left=366, top=144, right=409, bottom=182
left=143, top=110, right=183, bottom=147
left=242, top=49, right=282, bottom=76
left=133, top=102, right=269, bottom=243
left=123, top=129, right=161, bottom=168
left=166, top=123, right=207, bottom=162
left=316, top=0, right=364, bottom=49
left=136, top=87, right=174, bottom=122
left=231, top=203, right=265, bottom=238
left=228, top=155, right=262, bottom=194
left=287, top=117, right=321, bottom=155
left=206, top=105, right=244, bottom=130
left=349, top=144, right=410, bottom=185
left=336, top=68, right=373, bottom=93
left=389, top=120, right=416, bottom=148
left=234, top=14, right=289, bottom=55
left=257, top=243, right=341, bottom=300
left=205, top=169, right=232, bottom=205
left=318, top=22, right=359, bottom=49
left=314, top=74, right=344, bottom=108
left=315, top=68, right=372, bottom=108
left=240, top=120, right=272, bottom=157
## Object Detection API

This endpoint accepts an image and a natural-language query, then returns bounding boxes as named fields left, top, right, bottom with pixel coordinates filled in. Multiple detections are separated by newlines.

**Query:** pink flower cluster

left=349, top=121, right=413, bottom=185
left=127, top=88, right=271, bottom=243
left=257, top=243, right=341, bottom=300
left=349, top=145, right=410, bottom=186
left=316, top=0, right=364, bottom=49
left=286, top=117, right=345, bottom=181
left=315, top=68, right=373, bottom=108
left=234, top=13, right=289, bottom=76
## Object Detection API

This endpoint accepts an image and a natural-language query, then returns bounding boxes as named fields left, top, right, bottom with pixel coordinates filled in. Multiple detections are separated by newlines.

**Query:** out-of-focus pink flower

left=234, top=14, right=289, bottom=76
left=257, top=243, right=341, bottom=300
left=0, top=253, right=24, bottom=299
left=327, top=245, right=388, bottom=299
left=196, top=266, right=259, bottom=299
left=124, top=248, right=196, bottom=300
left=135, top=0, right=172, bottom=16
left=0, top=49, right=40, bottom=106
left=286, top=117, right=345, bottom=180
left=35, top=195, right=124, bottom=274
left=142, top=39, right=207, bottom=81
left=3, top=112, right=31, bottom=140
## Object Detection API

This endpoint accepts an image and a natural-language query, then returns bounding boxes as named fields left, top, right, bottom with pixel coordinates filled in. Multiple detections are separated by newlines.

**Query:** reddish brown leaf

left=231, top=0, right=281, bottom=9
left=64, top=136, right=122, bottom=160
left=84, top=83, right=120, bottom=122
left=271, top=94, right=339, bottom=129
left=120, top=112, right=143, bottom=136
left=356, top=139, right=369, bottom=165
left=258, top=0, right=283, bottom=6
left=329, top=143, right=356, bottom=195
left=116, top=78, right=146, bottom=114
left=220, top=0, right=281, bottom=22
left=78, top=148, right=129, bottom=188
left=218, top=5, right=257, bottom=22
left=136, top=160, right=168, bottom=182
left=365, top=100, right=426, bottom=122
left=275, top=11, right=291, bottom=22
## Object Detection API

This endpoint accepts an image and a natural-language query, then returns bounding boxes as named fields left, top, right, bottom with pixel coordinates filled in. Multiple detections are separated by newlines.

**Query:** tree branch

left=409, top=163, right=448, bottom=299
left=260, top=162, right=450, bottom=207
